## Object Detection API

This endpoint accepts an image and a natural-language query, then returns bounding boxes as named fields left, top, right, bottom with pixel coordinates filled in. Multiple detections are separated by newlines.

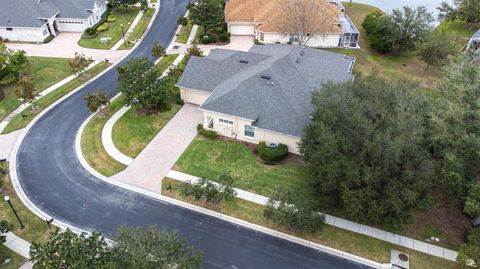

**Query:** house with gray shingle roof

left=176, top=45, right=355, bottom=154
left=0, top=0, right=106, bottom=43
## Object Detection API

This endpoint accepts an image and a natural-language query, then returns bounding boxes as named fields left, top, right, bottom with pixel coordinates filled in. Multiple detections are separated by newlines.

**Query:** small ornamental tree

left=113, top=226, right=203, bottom=269
left=264, top=188, right=325, bottom=233
left=187, top=43, right=203, bottom=57
left=0, top=43, right=27, bottom=82
left=188, top=0, right=225, bottom=36
left=0, top=220, right=12, bottom=244
left=151, top=42, right=165, bottom=59
left=180, top=171, right=236, bottom=204
left=418, top=31, right=455, bottom=70
left=15, top=79, right=39, bottom=110
left=84, top=90, right=110, bottom=117
left=177, top=16, right=188, bottom=26
left=68, top=52, right=93, bottom=78
left=30, top=229, right=112, bottom=269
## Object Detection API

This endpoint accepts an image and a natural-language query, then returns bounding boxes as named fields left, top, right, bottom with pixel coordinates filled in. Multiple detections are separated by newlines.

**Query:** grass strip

left=2, top=62, right=110, bottom=134
left=119, top=8, right=155, bottom=50
left=162, top=178, right=462, bottom=269
left=0, top=245, right=26, bottom=269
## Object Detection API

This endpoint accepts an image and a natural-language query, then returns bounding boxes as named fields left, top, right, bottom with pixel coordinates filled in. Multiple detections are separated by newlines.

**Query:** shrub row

left=258, top=141, right=288, bottom=163
left=197, top=124, right=218, bottom=140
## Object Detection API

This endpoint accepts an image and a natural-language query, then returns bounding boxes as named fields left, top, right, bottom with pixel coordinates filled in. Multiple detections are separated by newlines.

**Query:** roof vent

left=295, top=58, right=301, bottom=64
left=239, top=59, right=249, bottom=64
left=300, top=50, right=305, bottom=56
left=261, top=75, right=271, bottom=80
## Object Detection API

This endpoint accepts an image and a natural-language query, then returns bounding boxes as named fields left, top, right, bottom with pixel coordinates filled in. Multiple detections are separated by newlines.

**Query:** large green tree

left=300, top=75, right=435, bottom=224
left=438, top=0, right=480, bottom=23
left=112, top=226, right=202, bottom=269
left=430, top=53, right=480, bottom=201
left=118, top=57, right=175, bottom=112
left=30, top=229, right=112, bottom=269
left=417, top=30, right=456, bottom=70
left=188, top=0, right=225, bottom=35
left=0, top=43, right=27, bottom=82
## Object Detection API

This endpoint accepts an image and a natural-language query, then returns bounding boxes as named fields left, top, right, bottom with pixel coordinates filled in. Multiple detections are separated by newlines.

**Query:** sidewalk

left=110, top=10, right=145, bottom=50
left=3, top=232, right=30, bottom=259
left=0, top=61, right=101, bottom=134
left=166, top=170, right=458, bottom=262
left=0, top=130, right=22, bottom=161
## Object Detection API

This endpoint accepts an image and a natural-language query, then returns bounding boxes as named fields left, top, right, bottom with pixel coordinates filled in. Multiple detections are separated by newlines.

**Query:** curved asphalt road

left=14, top=1, right=372, bottom=268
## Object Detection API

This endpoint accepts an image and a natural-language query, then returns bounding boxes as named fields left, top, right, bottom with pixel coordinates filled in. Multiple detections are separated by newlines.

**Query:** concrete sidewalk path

left=110, top=104, right=203, bottom=193
left=3, top=232, right=30, bottom=259
left=5, top=33, right=127, bottom=62
left=111, top=10, right=144, bottom=50
left=0, top=130, right=22, bottom=161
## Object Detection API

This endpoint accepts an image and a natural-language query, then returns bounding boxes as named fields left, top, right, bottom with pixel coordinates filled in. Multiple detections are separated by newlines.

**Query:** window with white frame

left=219, top=118, right=233, bottom=125
left=244, top=125, right=255, bottom=138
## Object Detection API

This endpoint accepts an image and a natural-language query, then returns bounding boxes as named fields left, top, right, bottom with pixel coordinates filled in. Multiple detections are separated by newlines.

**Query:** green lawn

left=0, top=165, right=53, bottom=243
left=2, top=62, right=109, bottom=134
left=0, top=246, right=26, bottom=269
left=0, top=57, right=72, bottom=121
left=174, top=138, right=311, bottom=197
left=78, top=7, right=141, bottom=50
left=157, top=54, right=179, bottom=71
left=81, top=98, right=127, bottom=177
left=437, top=20, right=480, bottom=49
left=112, top=104, right=181, bottom=158
left=163, top=178, right=461, bottom=269
left=328, top=3, right=442, bottom=89
left=176, top=20, right=193, bottom=44
left=119, top=8, right=155, bottom=50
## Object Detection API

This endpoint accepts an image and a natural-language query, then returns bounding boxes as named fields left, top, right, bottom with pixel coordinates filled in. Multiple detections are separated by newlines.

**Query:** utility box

left=391, top=250, right=410, bottom=269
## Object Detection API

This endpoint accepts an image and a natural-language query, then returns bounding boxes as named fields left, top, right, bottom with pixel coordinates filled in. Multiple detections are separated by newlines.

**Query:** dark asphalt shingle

left=178, top=44, right=355, bottom=137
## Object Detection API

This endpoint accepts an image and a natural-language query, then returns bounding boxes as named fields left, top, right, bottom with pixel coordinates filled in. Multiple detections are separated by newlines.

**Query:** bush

left=84, top=27, right=96, bottom=36
left=258, top=141, right=288, bottom=163
left=254, top=39, right=264, bottom=45
left=107, top=15, right=117, bottom=22
left=96, top=23, right=109, bottom=32
left=197, top=124, right=218, bottom=140
left=200, top=33, right=214, bottom=44
left=177, top=16, right=188, bottom=26
left=212, top=26, right=225, bottom=34
left=43, top=35, right=54, bottom=43
left=218, top=32, right=230, bottom=43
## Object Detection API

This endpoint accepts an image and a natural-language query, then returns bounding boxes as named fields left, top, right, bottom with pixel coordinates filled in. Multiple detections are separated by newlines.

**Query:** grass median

left=0, top=57, right=72, bottom=121
left=176, top=19, right=194, bottom=44
left=119, top=8, right=155, bottom=50
left=0, top=246, right=26, bottom=269
left=81, top=98, right=127, bottom=177
left=1, top=62, right=110, bottom=134
left=162, top=178, right=461, bottom=269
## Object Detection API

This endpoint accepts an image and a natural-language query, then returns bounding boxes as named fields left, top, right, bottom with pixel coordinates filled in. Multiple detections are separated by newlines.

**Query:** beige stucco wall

left=180, top=88, right=210, bottom=105
left=258, top=32, right=341, bottom=48
left=203, top=110, right=302, bottom=154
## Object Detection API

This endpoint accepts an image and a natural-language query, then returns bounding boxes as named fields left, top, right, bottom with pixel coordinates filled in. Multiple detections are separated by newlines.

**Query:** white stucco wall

left=0, top=25, right=49, bottom=42
left=203, top=110, right=302, bottom=154
left=56, top=2, right=107, bottom=32
left=258, top=32, right=341, bottom=48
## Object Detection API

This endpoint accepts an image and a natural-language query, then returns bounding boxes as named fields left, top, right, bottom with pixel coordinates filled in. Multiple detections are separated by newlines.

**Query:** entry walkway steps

left=0, top=61, right=101, bottom=134
left=166, top=170, right=459, bottom=262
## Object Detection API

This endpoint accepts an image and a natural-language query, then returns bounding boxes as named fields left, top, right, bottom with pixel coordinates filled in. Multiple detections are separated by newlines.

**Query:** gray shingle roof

left=0, top=0, right=104, bottom=28
left=177, top=45, right=355, bottom=137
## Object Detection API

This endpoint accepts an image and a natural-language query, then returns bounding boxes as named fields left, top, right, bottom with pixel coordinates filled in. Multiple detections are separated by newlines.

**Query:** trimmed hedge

left=43, top=34, right=54, bottom=43
left=96, top=23, right=109, bottom=32
left=197, top=124, right=218, bottom=140
left=218, top=32, right=230, bottom=43
left=107, top=15, right=117, bottom=22
left=258, top=141, right=288, bottom=163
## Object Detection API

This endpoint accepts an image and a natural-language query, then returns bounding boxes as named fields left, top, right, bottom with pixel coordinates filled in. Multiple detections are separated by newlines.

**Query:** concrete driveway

left=168, top=35, right=254, bottom=55
left=5, top=33, right=127, bottom=62
left=111, top=104, right=203, bottom=193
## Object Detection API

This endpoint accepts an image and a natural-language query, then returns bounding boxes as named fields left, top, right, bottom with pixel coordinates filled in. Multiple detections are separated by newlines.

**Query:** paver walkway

left=110, top=104, right=203, bottom=193
left=5, top=33, right=127, bottom=62
left=166, top=170, right=458, bottom=262
left=0, top=61, right=101, bottom=134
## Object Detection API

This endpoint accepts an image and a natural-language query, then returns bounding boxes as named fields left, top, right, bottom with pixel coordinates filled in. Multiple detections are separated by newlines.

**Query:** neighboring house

left=467, top=29, right=480, bottom=53
left=225, top=0, right=359, bottom=48
left=0, top=0, right=107, bottom=43
left=176, top=45, right=355, bottom=154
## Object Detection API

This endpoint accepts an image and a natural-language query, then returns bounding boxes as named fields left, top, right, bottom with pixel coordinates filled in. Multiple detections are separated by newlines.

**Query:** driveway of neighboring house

left=5, top=33, right=127, bottom=62
left=168, top=35, right=254, bottom=55
left=110, top=104, right=203, bottom=193
left=0, top=130, right=22, bottom=161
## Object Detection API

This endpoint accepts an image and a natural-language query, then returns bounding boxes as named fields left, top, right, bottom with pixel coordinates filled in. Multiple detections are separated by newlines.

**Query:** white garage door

left=182, top=90, right=209, bottom=105
left=56, top=21, right=86, bottom=32
left=230, top=25, right=254, bottom=36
